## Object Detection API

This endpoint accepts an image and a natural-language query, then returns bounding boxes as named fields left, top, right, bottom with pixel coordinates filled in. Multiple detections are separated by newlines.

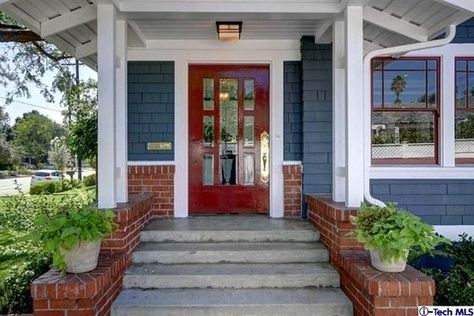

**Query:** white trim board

left=370, top=166, right=474, bottom=179
left=434, top=225, right=474, bottom=240
left=129, top=40, right=299, bottom=218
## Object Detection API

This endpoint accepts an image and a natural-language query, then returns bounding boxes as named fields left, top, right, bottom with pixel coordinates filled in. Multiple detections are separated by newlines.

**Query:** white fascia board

left=117, top=0, right=343, bottom=14
left=363, top=7, right=428, bottom=42
left=75, top=39, right=97, bottom=58
left=41, top=5, right=97, bottom=38
left=433, top=0, right=474, bottom=14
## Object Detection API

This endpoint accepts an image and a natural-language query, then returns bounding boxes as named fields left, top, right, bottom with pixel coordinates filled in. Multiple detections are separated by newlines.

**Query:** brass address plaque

left=147, top=142, right=172, bottom=151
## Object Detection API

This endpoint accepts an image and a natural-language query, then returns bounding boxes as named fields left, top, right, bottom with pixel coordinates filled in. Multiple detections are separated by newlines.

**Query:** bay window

left=371, top=57, right=440, bottom=164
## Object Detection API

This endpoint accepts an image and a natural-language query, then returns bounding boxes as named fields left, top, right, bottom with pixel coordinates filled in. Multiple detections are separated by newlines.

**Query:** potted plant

left=33, top=205, right=116, bottom=273
left=349, top=202, right=449, bottom=272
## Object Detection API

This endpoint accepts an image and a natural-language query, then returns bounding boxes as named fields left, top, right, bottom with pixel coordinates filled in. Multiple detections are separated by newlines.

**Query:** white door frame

left=128, top=39, right=300, bottom=217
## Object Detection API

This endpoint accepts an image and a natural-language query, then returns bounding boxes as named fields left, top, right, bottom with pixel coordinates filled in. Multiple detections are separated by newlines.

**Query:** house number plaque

left=147, top=142, right=172, bottom=151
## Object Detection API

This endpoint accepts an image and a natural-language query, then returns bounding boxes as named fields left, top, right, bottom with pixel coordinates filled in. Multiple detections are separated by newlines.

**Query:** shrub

left=0, top=191, right=96, bottom=313
left=83, top=173, right=96, bottom=187
left=409, top=234, right=474, bottom=305
left=0, top=171, right=8, bottom=179
left=30, top=179, right=84, bottom=195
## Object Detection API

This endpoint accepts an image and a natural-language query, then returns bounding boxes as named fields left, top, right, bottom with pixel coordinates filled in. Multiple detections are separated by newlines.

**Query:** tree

left=12, top=111, right=64, bottom=166
left=0, top=136, right=19, bottom=168
left=0, top=11, right=72, bottom=104
left=54, top=73, right=98, bottom=173
left=48, top=136, right=71, bottom=174
left=391, top=75, right=407, bottom=104
left=457, top=114, right=474, bottom=139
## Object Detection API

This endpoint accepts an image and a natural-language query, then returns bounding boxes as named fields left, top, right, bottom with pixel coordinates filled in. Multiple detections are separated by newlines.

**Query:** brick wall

left=128, top=165, right=175, bottom=217
left=300, top=37, right=333, bottom=195
left=371, top=179, right=474, bottom=225
left=307, top=195, right=435, bottom=316
left=32, top=194, right=154, bottom=316
left=284, top=61, right=303, bottom=161
left=283, top=164, right=303, bottom=217
left=128, top=61, right=175, bottom=161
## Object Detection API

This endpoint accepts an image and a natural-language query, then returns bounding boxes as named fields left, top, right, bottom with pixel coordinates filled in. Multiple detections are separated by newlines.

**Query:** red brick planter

left=306, top=194, right=435, bottom=316
left=31, top=193, right=154, bottom=316
left=283, top=163, right=303, bottom=218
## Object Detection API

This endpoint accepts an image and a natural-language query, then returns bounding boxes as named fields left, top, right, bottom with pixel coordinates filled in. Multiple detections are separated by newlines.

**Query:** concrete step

left=123, top=262, right=340, bottom=289
left=141, top=216, right=320, bottom=242
left=132, top=242, right=329, bottom=264
left=111, top=288, right=353, bottom=316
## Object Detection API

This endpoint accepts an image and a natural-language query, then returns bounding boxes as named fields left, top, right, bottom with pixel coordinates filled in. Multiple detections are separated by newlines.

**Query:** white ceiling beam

left=314, top=20, right=333, bottom=44
left=41, top=5, right=97, bottom=38
left=363, top=7, right=428, bottom=42
left=364, top=39, right=383, bottom=52
left=75, top=39, right=97, bottom=58
left=432, top=0, right=474, bottom=14
left=127, top=20, right=147, bottom=47
left=116, top=0, right=343, bottom=14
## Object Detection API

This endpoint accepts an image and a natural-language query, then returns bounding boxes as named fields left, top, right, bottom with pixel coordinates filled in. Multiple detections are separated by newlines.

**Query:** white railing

left=372, top=139, right=474, bottom=159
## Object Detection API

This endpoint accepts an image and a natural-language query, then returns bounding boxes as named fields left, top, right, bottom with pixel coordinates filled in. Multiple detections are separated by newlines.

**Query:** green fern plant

left=31, top=206, right=116, bottom=272
left=348, top=202, right=449, bottom=263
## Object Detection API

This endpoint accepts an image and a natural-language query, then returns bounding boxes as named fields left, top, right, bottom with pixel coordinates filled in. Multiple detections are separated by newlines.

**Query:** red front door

left=189, top=65, right=270, bottom=214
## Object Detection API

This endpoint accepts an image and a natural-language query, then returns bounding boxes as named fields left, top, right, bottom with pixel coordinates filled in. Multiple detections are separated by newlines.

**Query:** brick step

left=111, top=288, right=353, bottom=316
left=123, top=262, right=340, bottom=289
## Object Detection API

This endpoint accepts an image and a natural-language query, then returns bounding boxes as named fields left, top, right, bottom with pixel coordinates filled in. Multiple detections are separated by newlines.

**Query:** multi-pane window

left=455, top=57, right=474, bottom=164
left=371, top=57, right=440, bottom=164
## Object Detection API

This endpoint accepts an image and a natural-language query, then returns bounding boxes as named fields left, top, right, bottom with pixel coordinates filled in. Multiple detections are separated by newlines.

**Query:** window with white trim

left=371, top=57, right=440, bottom=164
left=455, top=57, right=474, bottom=164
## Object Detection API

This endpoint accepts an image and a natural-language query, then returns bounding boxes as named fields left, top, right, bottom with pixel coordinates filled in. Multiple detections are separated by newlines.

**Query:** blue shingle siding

left=284, top=61, right=303, bottom=161
left=300, top=37, right=333, bottom=196
left=371, top=179, right=474, bottom=226
left=452, top=18, right=474, bottom=43
left=128, top=61, right=175, bottom=161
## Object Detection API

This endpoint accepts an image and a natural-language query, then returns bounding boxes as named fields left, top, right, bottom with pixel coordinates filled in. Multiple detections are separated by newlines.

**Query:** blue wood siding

left=284, top=61, right=303, bottom=161
left=371, top=179, right=474, bottom=225
left=452, top=18, right=474, bottom=43
left=128, top=61, right=175, bottom=161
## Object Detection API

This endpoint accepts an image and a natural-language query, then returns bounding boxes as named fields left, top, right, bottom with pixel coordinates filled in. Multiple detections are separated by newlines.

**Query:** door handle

left=260, top=131, right=269, bottom=184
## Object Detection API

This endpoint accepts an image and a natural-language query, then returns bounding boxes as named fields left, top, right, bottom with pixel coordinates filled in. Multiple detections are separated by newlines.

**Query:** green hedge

left=30, top=179, right=84, bottom=195
left=83, top=174, right=96, bottom=187
left=0, top=191, right=96, bottom=314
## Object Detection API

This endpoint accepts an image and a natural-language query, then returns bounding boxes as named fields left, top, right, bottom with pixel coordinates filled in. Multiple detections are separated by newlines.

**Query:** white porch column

left=344, top=6, right=365, bottom=207
left=115, top=19, right=128, bottom=203
left=97, top=2, right=117, bottom=208
left=332, top=20, right=346, bottom=203
left=440, top=54, right=456, bottom=167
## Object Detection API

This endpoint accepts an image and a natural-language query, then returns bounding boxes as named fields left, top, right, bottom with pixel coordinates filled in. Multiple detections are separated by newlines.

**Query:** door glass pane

left=203, top=154, right=213, bottom=185
left=244, top=79, right=255, bottom=110
left=243, top=153, right=255, bottom=185
left=203, top=116, right=214, bottom=147
left=244, top=116, right=255, bottom=147
left=220, top=79, right=238, bottom=185
left=203, top=78, right=214, bottom=110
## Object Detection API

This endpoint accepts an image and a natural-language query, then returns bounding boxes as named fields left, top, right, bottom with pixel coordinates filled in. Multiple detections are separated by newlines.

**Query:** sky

left=1, top=43, right=97, bottom=125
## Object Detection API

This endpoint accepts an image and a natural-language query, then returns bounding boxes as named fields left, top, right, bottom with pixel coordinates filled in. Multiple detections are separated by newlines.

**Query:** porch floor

left=111, top=216, right=353, bottom=316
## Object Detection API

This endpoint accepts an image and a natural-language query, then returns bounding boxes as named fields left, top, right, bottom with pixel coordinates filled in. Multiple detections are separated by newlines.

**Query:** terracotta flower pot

left=369, top=249, right=407, bottom=273
left=61, top=241, right=101, bottom=273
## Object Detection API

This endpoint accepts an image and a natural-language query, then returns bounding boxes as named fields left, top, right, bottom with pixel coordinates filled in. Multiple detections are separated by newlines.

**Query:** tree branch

left=31, top=42, right=71, bottom=62
left=0, top=29, right=42, bottom=43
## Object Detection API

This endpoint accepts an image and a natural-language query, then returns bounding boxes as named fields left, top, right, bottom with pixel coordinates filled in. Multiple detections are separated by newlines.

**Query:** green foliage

left=456, top=114, right=474, bottom=139
left=30, top=179, right=84, bottom=195
left=83, top=174, right=96, bottom=187
left=410, top=234, right=474, bottom=305
left=0, top=191, right=95, bottom=313
left=48, top=136, right=72, bottom=173
left=12, top=111, right=65, bottom=166
left=349, top=202, right=449, bottom=263
left=31, top=206, right=115, bottom=272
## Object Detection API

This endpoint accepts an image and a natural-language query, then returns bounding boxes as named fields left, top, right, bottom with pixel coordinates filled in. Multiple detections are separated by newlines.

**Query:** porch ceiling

left=1, top=0, right=472, bottom=68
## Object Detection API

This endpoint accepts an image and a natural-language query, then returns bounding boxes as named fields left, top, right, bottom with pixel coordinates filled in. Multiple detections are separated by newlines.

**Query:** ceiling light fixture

left=216, top=21, right=242, bottom=41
